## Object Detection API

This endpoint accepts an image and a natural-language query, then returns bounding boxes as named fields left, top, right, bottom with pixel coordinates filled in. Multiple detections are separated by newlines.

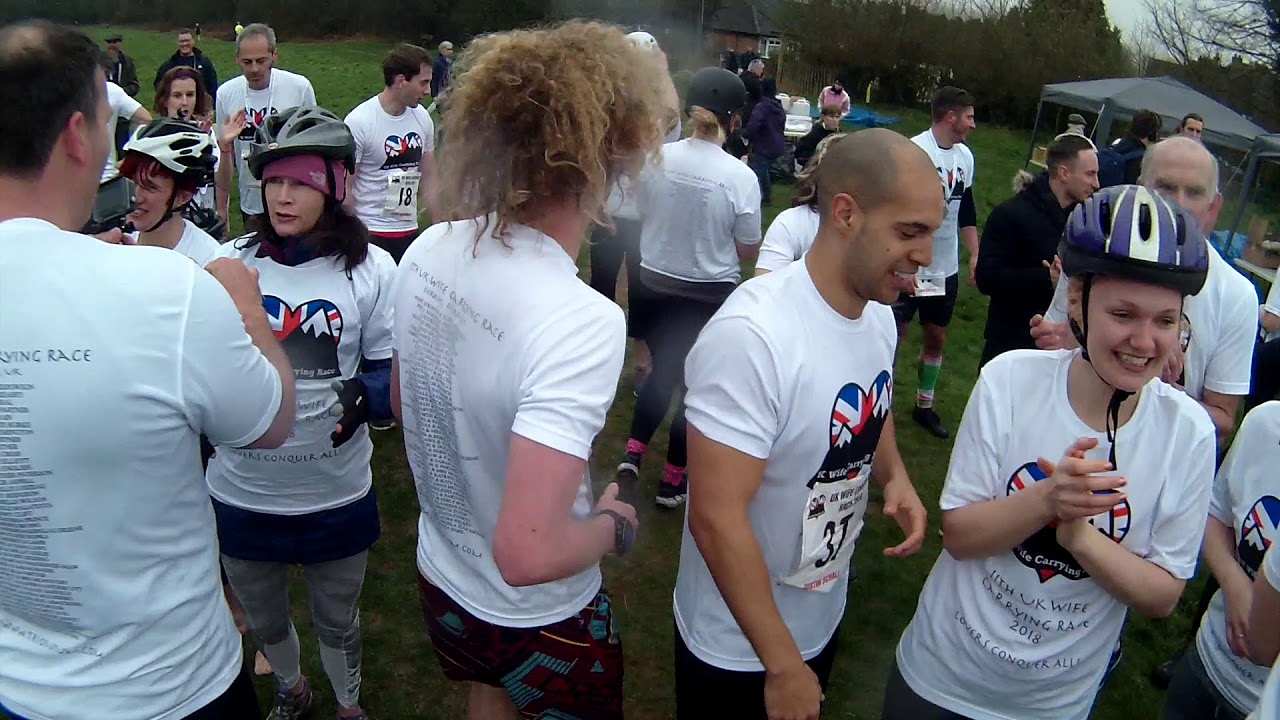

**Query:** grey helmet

left=247, top=106, right=356, bottom=181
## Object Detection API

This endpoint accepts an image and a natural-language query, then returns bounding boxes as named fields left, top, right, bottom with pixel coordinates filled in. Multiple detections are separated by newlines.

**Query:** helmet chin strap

left=1069, top=275, right=1131, bottom=469
left=141, top=190, right=180, bottom=234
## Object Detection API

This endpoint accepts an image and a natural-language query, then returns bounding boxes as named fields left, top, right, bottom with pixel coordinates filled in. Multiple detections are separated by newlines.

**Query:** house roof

left=709, top=0, right=780, bottom=37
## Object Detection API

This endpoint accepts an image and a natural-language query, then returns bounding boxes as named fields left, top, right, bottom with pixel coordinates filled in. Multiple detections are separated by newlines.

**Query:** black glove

left=329, top=379, right=370, bottom=448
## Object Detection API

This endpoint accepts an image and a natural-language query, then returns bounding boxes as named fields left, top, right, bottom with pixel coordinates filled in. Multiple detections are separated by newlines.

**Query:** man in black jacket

left=104, top=33, right=139, bottom=153
left=975, top=133, right=1098, bottom=366
left=154, top=29, right=218, bottom=101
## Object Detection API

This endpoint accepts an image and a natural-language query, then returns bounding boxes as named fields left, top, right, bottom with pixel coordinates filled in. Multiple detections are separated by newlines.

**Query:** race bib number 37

left=781, top=465, right=871, bottom=593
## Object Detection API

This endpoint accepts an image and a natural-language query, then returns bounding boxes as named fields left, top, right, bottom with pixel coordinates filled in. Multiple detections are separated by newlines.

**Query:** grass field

left=93, top=25, right=1207, bottom=719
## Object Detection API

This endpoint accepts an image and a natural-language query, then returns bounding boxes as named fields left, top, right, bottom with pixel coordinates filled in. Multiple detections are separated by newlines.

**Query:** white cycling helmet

left=627, top=30, right=658, bottom=51
left=123, top=118, right=216, bottom=181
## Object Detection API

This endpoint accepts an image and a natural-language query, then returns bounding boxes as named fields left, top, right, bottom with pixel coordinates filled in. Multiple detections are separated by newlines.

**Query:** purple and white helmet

left=1059, top=184, right=1208, bottom=297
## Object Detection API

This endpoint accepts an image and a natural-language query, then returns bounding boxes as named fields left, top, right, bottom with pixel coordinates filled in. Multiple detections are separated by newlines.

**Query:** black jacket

left=793, top=123, right=836, bottom=169
left=975, top=171, right=1073, bottom=365
left=105, top=51, right=139, bottom=97
left=154, top=48, right=218, bottom=101
left=740, top=72, right=763, bottom=124
left=1111, top=136, right=1145, bottom=185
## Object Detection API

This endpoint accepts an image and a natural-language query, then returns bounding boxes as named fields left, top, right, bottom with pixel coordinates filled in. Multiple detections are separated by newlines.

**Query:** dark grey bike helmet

left=685, top=67, right=747, bottom=118
left=248, top=106, right=356, bottom=181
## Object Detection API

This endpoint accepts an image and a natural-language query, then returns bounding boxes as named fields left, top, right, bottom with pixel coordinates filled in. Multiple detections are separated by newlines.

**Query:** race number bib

left=914, top=273, right=945, bottom=297
left=780, top=464, right=871, bottom=592
left=384, top=171, right=421, bottom=219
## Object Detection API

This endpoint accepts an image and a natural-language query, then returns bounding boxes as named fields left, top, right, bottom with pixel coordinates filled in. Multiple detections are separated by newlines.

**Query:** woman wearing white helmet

left=117, top=118, right=220, bottom=265
left=591, top=29, right=681, bottom=393
left=884, top=185, right=1218, bottom=720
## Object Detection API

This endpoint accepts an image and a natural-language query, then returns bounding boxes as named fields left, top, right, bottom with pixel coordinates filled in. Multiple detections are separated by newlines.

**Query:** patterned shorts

left=417, top=574, right=625, bottom=719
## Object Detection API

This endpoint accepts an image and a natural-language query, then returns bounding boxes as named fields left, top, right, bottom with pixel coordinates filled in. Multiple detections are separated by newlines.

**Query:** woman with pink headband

left=207, top=106, right=396, bottom=720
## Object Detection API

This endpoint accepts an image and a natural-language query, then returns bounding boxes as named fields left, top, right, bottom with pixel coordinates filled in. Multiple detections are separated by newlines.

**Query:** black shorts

left=417, top=575, right=624, bottom=719
left=369, top=229, right=419, bottom=265
left=674, top=624, right=840, bottom=720
left=892, top=273, right=959, bottom=328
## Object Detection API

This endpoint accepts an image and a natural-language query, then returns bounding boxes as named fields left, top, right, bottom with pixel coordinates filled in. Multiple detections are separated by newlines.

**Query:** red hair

left=118, top=153, right=200, bottom=195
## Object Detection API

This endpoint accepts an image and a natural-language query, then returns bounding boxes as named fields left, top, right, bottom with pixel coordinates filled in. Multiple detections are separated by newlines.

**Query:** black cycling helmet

left=248, top=106, right=356, bottom=181
left=685, top=67, right=747, bottom=118
left=123, top=118, right=216, bottom=184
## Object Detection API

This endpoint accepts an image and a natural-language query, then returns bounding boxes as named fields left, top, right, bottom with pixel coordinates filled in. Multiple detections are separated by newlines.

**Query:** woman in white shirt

left=754, top=132, right=844, bottom=275
left=209, top=106, right=397, bottom=720
left=884, top=185, right=1218, bottom=720
left=117, top=118, right=220, bottom=266
left=615, top=66, right=762, bottom=509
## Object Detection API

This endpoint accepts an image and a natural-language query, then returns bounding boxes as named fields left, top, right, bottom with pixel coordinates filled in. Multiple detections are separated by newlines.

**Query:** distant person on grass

left=742, top=76, right=786, bottom=206
left=614, top=66, right=760, bottom=510
left=793, top=103, right=843, bottom=170
left=390, top=20, right=661, bottom=720
left=154, top=28, right=218, bottom=100
left=431, top=40, right=453, bottom=100
left=884, top=186, right=1216, bottom=720
left=344, top=42, right=438, bottom=268
left=975, top=132, right=1097, bottom=367
left=215, top=23, right=316, bottom=234
left=0, top=20, right=294, bottom=720
left=755, top=131, right=844, bottom=275
left=155, top=66, right=220, bottom=216
left=99, top=77, right=151, bottom=184
left=103, top=31, right=137, bottom=155
left=211, top=106, right=396, bottom=720
left=897, top=85, right=979, bottom=440
left=817, top=78, right=850, bottom=116
left=675, top=128, right=933, bottom=720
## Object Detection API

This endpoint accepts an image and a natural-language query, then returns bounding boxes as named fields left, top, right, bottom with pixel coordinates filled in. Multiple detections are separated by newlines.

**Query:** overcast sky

left=1104, top=0, right=1149, bottom=42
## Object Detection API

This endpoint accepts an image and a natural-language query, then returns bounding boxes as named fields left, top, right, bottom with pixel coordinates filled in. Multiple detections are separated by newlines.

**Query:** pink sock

left=663, top=464, right=685, bottom=487
left=625, top=438, right=647, bottom=456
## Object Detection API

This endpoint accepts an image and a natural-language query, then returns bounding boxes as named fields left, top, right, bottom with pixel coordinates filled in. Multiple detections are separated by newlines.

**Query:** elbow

left=738, top=244, right=759, bottom=264
left=939, top=513, right=981, bottom=561
left=492, top=527, right=554, bottom=588
left=1137, top=580, right=1185, bottom=619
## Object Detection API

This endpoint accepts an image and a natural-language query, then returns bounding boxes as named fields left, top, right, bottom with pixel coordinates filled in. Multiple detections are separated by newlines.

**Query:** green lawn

left=96, top=25, right=1197, bottom=719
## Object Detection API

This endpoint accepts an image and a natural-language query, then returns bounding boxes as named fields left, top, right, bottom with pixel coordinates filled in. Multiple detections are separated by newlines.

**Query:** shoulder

left=344, top=96, right=374, bottom=123
left=1210, top=250, right=1260, bottom=306
left=1143, top=380, right=1217, bottom=438
left=216, top=233, right=259, bottom=260
left=980, top=347, right=1071, bottom=388
left=216, top=77, right=243, bottom=101
left=279, top=69, right=313, bottom=91
left=360, top=243, right=398, bottom=279
left=958, top=142, right=975, bottom=164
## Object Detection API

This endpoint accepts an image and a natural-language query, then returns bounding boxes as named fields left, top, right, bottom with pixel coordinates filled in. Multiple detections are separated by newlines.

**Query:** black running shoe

left=912, top=406, right=949, bottom=439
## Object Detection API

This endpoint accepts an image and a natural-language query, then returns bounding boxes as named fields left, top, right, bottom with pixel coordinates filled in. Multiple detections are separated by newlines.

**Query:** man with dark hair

left=344, top=42, right=439, bottom=267
left=1099, top=108, right=1161, bottom=186
left=102, top=33, right=138, bottom=97
left=1180, top=112, right=1205, bottom=142
left=0, top=19, right=296, bottom=720
left=897, top=85, right=978, bottom=439
left=154, top=28, right=218, bottom=99
left=976, top=133, right=1097, bottom=366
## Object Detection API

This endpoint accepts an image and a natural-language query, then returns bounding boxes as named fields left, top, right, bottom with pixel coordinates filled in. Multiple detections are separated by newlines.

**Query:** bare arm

left=687, top=424, right=807, bottom=675
left=129, top=106, right=152, bottom=126
left=241, top=303, right=297, bottom=449
left=1205, top=515, right=1256, bottom=658
left=942, top=481, right=1057, bottom=560
left=491, top=436, right=620, bottom=587
left=1200, top=389, right=1241, bottom=441
left=737, top=241, right=760, bottom=265
left=1262, top=307, right=1280, bottom=335
left=1059, top=519, right=1186, bottom=617
left=1247, top=557, right=1280, bottom=665
left=873, top=414, right=927, bottom=557
left=216, top=148, right=233, bottom=220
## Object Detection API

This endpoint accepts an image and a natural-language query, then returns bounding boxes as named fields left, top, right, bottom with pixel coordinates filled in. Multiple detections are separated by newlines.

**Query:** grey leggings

left=221, top=552, right=368, bottom=709
left=881, top=660, right=973, bottom=720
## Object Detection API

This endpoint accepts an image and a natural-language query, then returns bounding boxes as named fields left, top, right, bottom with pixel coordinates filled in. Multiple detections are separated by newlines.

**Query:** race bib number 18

left=384, top=171, right=421, bottom=219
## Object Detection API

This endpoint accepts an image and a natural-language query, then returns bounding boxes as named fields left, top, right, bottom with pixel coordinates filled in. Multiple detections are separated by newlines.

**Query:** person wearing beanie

left=1066, top=113, right=1087, bottom=136
left=209, top=106, right=396, bottom=720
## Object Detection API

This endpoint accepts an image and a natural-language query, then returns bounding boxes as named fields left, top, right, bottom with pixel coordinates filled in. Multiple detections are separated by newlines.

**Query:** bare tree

left=1126, top=20, right=1160, bottom=75
left=1143, top=0, right=1280, bottom=69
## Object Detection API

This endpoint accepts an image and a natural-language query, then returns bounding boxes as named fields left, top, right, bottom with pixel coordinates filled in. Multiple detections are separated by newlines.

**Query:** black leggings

left=628, top=291, right=724, bottom=468
left=881, top=660, right=972, bottom=720
left=588, top=218, right=642, bottom=305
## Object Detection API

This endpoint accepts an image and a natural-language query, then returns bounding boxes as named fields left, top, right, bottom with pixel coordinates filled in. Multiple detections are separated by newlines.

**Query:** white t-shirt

left=1046, top=246, right=1257, bottom=401
left=637, top=138, right=761, bottom=284
left=605, top=121, right=685, bottom=221
left=216, top=70, right=317, bottom=216
left=675, top=259, right=897, bottom=671
left=345, top=95, right=436, bottom=234
left=1197, top=402, right=1280, bottom=714
left=172, top=220, right=220, bottom=266
left=910, top=128, right=975, bottom=280
left=1249, top=543, right=1280, bottom=720
left=896, top=349, right=1216, bottom=720
left=1261, top=275, right=1280, bottom=343
left=756, top=205, right=821, bottom=273
left=205, top=238, right=396, bottom=515
left=0, top=219, right=283, bottom=720
left=393, top=215, right=626, bottom=627
left=102, top=81, right=143, bottom=183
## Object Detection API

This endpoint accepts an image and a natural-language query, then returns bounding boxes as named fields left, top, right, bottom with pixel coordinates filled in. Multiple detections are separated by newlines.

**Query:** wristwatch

left=596, top=509, right=635, bottom=557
